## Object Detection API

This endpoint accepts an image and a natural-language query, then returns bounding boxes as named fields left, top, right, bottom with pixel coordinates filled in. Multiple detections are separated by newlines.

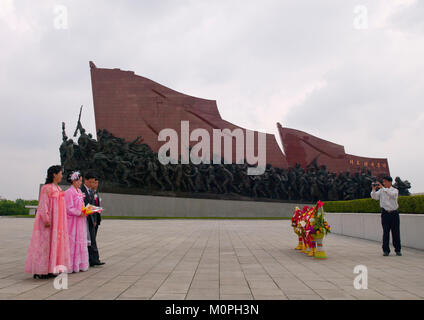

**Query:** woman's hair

left=45, top=165, right=63, bottom=184
left=67, top=171, right=82, bottom=184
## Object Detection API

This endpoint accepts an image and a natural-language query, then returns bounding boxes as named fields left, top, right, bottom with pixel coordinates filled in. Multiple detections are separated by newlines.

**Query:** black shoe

left=383, top=252, right=389, bottom=256
left=396, top=252, right=402, bottom=256
left=33, top=274, right=49, bottom=279
left=95, top=261, right=105, bottom=266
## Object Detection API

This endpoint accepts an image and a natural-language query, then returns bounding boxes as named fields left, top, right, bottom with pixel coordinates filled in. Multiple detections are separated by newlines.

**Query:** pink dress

left=25, top=184, right=71, bottom=275
left=64, top=186, right=89, bottom=272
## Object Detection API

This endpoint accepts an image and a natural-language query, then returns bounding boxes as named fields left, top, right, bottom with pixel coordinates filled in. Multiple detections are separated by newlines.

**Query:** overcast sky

left=0, top=0, right=423, bottom=200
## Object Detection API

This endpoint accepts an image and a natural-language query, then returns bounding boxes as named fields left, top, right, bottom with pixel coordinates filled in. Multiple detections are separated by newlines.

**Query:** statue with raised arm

left=393, top=177, right=411, bottom=196
left=60, top=122, right=69, bottom=166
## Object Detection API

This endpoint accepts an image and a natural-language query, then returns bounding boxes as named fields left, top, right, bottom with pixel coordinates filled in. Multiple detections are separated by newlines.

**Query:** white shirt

left=371, top=186, right=399, bottom=211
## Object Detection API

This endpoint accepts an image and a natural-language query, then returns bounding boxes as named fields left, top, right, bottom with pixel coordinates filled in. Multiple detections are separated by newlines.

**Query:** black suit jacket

left=93, top=191, right=102, bottom=226
left=81, top=185, right=96, bottom=225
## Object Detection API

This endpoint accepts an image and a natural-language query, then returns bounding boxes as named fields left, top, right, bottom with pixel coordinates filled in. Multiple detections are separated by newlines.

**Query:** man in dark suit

left=92, top=179, right=102, bottom=239
left=81, top=172, right=105, bottom=267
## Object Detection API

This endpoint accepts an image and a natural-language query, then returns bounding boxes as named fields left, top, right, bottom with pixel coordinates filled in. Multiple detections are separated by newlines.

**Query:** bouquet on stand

left=291, top=206, right=305, bottom=250
left=309, top=200, right=331, bottom=259
left=292, top=200, right=331, bottom=259
left=301, top=206, right=316, bottom=256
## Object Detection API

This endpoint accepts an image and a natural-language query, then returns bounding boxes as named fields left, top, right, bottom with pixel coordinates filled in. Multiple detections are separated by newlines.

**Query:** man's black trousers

left=381, top=209, right=401, bottom=253
left=87, top=217, right=100, bottom=265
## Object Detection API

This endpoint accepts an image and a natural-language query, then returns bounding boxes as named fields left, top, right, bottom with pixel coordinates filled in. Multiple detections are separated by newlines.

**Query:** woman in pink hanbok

left=64, top=171, right=89, bottom=273
left=25, top=165, right=71, bottom=279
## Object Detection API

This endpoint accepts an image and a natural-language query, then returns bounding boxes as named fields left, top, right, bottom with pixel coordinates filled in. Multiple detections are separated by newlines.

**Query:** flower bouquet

left=82, top=204, right=103, bottom=216
left=309, top=201, right=331, bottom=237
left=292, top=206, right=310, bottom=250
left=302, top=206, right=316, bottom=256
left=292, top=207, right=302, bottom=250
left=292, top=200, right=331, bottom=259
left=308, top=200, right=330, bottom=259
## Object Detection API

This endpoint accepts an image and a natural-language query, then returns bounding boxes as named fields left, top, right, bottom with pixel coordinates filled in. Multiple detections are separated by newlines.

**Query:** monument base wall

left=97, top=192, right=310, bottom=218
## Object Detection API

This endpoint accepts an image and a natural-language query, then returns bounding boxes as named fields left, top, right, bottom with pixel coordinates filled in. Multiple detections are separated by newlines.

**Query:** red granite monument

left=89, top=61, right=390, bottom=176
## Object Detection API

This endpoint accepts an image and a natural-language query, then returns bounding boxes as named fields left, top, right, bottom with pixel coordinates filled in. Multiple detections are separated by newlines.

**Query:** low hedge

left=0, top=199, right=39, bottom=215
left=324, top=195, right=424, bottom=214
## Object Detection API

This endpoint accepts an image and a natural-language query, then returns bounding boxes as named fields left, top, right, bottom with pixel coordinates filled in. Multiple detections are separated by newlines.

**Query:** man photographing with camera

left=371, top=176, right=402, bottom=256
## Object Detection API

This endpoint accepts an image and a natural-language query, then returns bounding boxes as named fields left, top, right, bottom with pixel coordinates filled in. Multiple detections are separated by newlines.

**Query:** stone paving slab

left=0, top=217, right=423, bottom=300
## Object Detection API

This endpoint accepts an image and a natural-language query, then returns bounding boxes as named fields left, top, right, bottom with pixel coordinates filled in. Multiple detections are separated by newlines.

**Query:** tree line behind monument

left=59, top=120, right=412, bottom=202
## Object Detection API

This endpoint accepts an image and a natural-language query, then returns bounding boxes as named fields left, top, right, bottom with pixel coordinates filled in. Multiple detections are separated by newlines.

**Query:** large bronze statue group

left=60, top=120, right=412, bottom=202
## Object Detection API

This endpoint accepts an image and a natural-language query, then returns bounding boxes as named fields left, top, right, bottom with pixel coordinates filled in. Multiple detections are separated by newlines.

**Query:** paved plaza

left=0, top=217, right=423, bottom=300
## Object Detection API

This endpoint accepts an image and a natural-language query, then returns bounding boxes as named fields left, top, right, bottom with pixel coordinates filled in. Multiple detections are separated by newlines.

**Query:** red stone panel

left=89, top=61, right=390, bottom=176
left=90, top=61, right=288, bottom=168
left=276, top=123, right=390, bottom=176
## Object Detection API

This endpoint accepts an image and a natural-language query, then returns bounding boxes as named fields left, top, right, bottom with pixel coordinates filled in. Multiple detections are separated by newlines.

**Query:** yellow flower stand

left=302, top=242, right=310, bottom=255
left=301, top=243, right=306, bottom=253
left=295, top=237, right=303, bottom=250
left=308, top=239, right=316, bottom=257
left=312, top=233, right=327, bottom=259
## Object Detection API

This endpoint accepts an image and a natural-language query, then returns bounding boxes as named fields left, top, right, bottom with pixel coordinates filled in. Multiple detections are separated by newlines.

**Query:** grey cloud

left=0, top=0, right=422, bottom=199
left=388, top=0, right=424, bottom=35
